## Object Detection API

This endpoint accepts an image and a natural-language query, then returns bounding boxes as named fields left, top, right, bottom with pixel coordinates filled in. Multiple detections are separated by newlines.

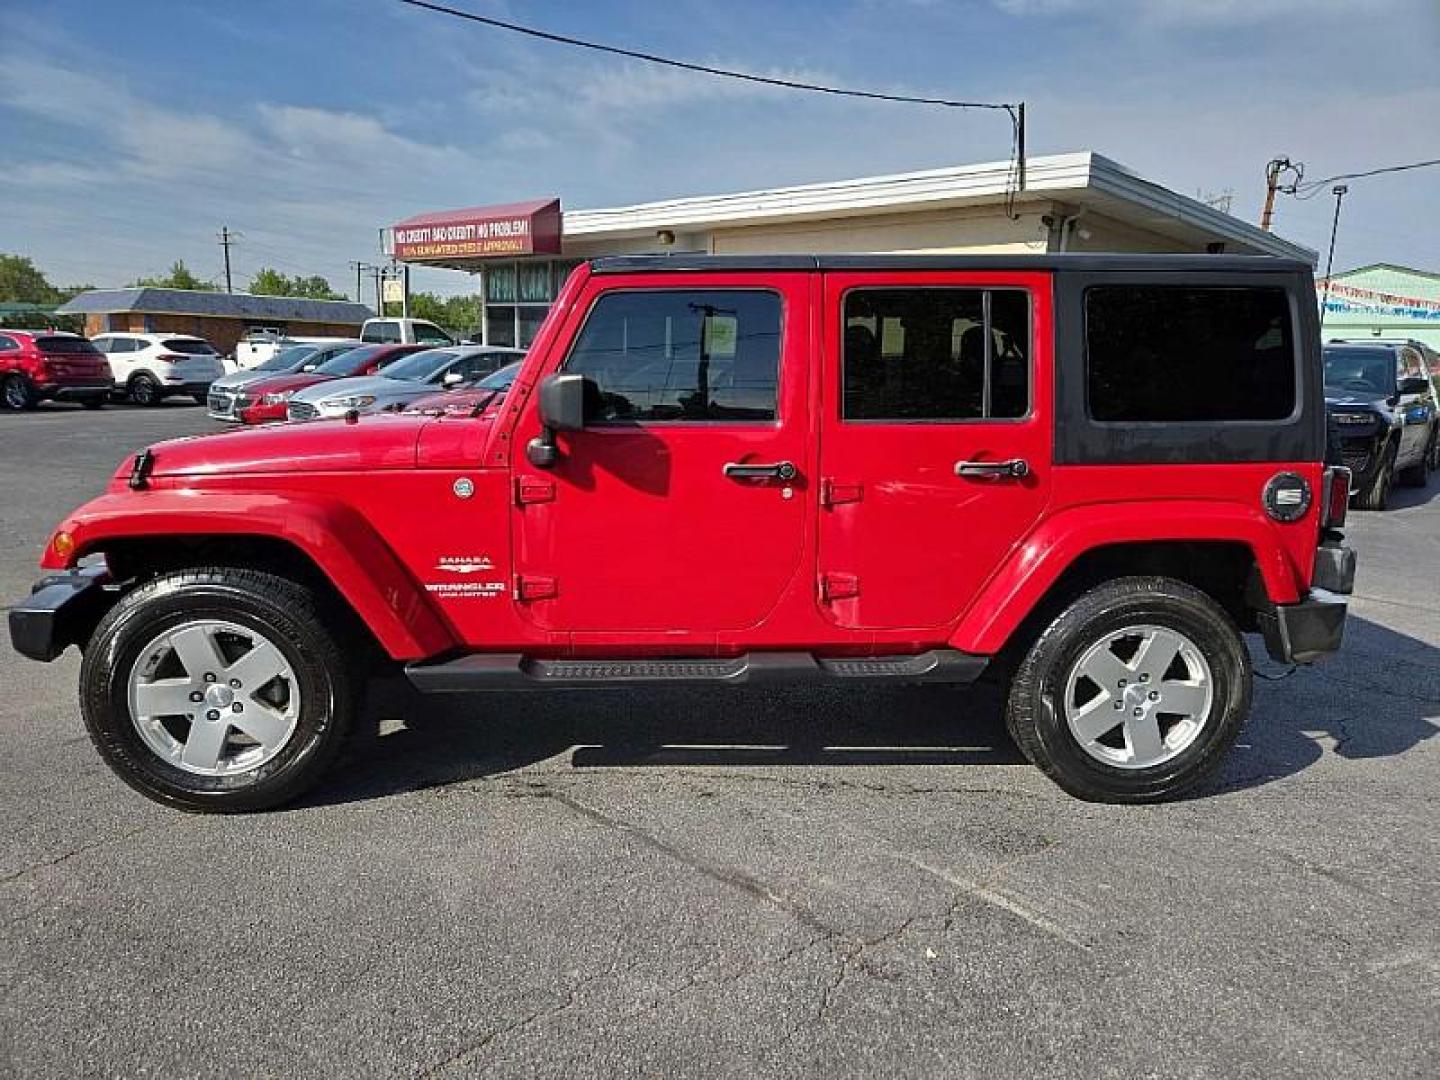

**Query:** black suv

left=1323, top=340, right=1439, bottom=509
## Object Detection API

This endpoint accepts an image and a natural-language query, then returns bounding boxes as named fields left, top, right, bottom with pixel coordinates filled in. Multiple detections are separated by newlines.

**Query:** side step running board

left=405, top=649, right=987, bottom=693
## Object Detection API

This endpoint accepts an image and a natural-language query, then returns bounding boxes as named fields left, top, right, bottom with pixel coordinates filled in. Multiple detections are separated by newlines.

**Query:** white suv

left=90, top=333, right=226, bottom=406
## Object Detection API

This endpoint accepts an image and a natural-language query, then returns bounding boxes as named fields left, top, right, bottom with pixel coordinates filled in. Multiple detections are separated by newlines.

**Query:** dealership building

left=1317, top=263, right=1440, bottom=361
left=385, top=150, right=1316, bottom=348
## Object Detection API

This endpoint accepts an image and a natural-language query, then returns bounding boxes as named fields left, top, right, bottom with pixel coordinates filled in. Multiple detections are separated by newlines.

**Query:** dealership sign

left=390, top=198, right=562, bottom=261
left=1319, top=280, right=1440, bottom=322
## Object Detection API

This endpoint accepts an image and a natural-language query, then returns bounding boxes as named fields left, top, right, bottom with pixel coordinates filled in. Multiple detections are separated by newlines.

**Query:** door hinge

left=820, top=479, right=862, bottom=507
left=819, top=572, right=860, bottom=602
left=515, top=476, right=556, bottom=505
left=515, top=575, right=558, bottom=602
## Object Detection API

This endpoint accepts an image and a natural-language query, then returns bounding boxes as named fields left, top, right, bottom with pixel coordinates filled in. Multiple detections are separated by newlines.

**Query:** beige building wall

left=706, top=205, right=1050, bottom=255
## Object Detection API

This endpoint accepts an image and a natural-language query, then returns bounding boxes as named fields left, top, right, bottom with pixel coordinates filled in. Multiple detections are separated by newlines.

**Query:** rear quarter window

left=1085, top=285, right=1296, bottom=422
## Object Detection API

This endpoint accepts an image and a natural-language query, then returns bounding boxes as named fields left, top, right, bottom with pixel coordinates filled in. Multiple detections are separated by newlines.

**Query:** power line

left=396, top=0, right=1014, bottom=113
left=1288, top=156, right=1440, bottom=197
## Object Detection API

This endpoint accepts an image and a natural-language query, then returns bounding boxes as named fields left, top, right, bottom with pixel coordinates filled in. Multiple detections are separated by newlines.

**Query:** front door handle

left=955, top=458, right=1030, bottom=479
left=724, top=460, right=798, bottom=482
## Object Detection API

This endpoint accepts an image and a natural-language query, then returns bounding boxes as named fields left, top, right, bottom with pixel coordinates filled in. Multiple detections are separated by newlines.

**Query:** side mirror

left=527, top=373, right=587, bottom=468
left=1398, top=376, right=1430, bottom=395
left=538, top=373, right=586, bottom=432
left=442, top=370, right=465, bottom=387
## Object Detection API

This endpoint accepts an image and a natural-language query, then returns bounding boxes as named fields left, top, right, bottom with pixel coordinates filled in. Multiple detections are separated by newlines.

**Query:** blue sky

left=1, top=0, right=1436, bottom=298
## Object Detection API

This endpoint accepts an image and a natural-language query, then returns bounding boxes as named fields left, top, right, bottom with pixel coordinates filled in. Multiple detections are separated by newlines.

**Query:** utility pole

left=217, top=226, right=240, bottom=293
left=349, top=261, right=371, bottom=304
left=1016, top=101, right=1026, bottom=193
left=373, top=266, right=384, bottom=317
left=1319, top=184, right=1349, bottom=330
left=1259, top=157, right=1302, bottom=231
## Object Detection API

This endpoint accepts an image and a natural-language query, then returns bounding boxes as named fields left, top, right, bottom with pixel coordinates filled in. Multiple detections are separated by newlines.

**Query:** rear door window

left=1085, top=285, right=1296, bottom=422
left=842, top=288, right=1030, bottom=421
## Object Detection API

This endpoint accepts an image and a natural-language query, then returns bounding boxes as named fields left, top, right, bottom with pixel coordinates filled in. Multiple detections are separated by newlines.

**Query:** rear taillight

left=1321, top=466, right=1351, bottom=529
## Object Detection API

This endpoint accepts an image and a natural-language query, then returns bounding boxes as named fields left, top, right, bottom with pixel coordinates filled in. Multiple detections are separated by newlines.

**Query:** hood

left=213, top=367, right=287, bottom=391
left=291, top=374, right=410, bottom=404
left=1324, top=389, right=1389, bottom=408
left=131, top=413, right=430, bottom=478
left=244, top=372, right=331, bottom=396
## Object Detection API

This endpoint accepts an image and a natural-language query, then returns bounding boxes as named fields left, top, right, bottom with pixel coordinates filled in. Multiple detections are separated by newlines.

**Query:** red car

left=10, top=255, right=1353, bottom=812
left=235, top=343, right=425, bottom=424
left=0, top=330, right=114, bottom=411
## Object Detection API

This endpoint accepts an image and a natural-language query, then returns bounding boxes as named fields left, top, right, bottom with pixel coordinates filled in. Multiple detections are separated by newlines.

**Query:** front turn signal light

left=52, top=531, right=76, bottom=560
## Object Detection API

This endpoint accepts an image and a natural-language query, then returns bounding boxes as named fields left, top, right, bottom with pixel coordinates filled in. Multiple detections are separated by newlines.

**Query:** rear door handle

left=955, top=458, right=1030, bottom=479
left=724, top=460, right=798, bottom=482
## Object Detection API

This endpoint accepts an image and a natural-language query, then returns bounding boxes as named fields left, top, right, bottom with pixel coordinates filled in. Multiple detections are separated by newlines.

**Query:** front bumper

left=238, top=402, right=287, bottom=424
left=7, top=567, right=113, bottom=662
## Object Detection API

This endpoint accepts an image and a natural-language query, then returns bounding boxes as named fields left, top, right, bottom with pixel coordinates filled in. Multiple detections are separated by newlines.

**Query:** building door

left=815, top=272, right=1052, bottom=630
left=511, top=273, right=813, bottom=635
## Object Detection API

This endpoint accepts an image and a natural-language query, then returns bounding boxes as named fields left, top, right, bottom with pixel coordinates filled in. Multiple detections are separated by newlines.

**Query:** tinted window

left=843, top=289, right=1029, bottom=420
left=565, top=290, right=781, bottom=422
left=413, top=322, right=453, bottom=345
left=0, top=336, right=17, bottom=352
left=161, top=338, right=216, bottom=355
left=315, top=345, right=387, bottom=376
left=257, top=344, right=319, bottom=372
left=365, top=321, right=400, bottom=344
left=35, top=336, right=100, bottom=355
left=382, top=349, right=456, bottom=382
left=107, top=338, right=136, bottom=354
left=1086, top=286, right=1295, bottom=422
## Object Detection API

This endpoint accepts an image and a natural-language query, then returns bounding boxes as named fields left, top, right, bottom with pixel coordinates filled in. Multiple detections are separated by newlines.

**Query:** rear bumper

left=7, top=567, right=113, bottom=662
left=39, top=383, right=113, bottom=401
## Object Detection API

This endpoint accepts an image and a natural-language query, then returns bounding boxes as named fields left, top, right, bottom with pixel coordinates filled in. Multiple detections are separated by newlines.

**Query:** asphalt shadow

left=300, top=615, right=1437, bottom=809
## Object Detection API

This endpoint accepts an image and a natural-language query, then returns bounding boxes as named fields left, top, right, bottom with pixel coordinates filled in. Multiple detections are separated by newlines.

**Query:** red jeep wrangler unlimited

left=8, top=255, right=1354, bottom=811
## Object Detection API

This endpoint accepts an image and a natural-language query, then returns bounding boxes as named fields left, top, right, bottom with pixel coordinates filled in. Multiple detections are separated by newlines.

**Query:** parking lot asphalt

left=1, top=403, right=1436, bottom=1079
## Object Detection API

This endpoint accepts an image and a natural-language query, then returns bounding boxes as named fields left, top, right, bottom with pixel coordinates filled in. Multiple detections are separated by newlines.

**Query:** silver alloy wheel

left=127, top=619, right=300, bottom=776
left=1063, top=624, right=1214, bottom=770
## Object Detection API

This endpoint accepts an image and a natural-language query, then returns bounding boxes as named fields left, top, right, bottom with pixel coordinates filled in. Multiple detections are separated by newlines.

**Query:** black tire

left=2, top=372, right=38, bottom=411
left=1353, top=442, right=1395, bottom=510
left=1398, top=454, right=1428, bottom=488
left=80, top=568, right=359, bottom=813
left=80, top=396, right=106, bottom=410
left=1005, top=576, right=1251, bottom=803
left=1429, top=428, right=1440, bottom=473
left=192, top=393, right=209, bottom=407
left=129, top=372, right=162, bottom=407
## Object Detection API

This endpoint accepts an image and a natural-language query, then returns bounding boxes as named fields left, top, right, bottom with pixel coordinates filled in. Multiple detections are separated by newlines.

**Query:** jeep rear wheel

left=1005, top=576, right=1250, bottom=803
left=80, top=568, right=358, bottom=812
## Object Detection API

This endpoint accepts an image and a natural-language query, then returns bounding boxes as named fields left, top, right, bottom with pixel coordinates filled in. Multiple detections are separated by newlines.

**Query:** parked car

left=234, top=343, right=425, bottom=424
left=8, top=254, right=1354, bottom=812
left=90, top=333, right=225, bottom=406
left=232, top=332, right=354, bottom=371
left=403, top=360, right=522, bottom=415
left=360, top=317, right=455, bottom=346
left=207, top=340, right=362, bottom=421
left=1323, top=340, right=1439, bottom=509
left=0, top=330, right=114, bottom=411
left=287, top=346, right=523, bottom=420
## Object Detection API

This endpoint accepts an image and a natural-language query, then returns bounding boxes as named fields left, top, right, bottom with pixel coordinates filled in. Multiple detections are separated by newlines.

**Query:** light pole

left=1319, top=184, right=1348, bottom=330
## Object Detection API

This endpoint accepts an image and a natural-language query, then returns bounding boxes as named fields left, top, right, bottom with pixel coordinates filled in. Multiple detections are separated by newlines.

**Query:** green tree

left=405, top=291, right=482, bottom=336
left=247, top=267, right=346, bottom=300
left=132, top=260, right=217, bottom=291
left=0, top=253, right=61, bottom=304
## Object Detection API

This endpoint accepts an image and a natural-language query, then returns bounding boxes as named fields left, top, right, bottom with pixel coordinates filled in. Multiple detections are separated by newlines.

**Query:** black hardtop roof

left=589, top=253, right=1314, bottom=275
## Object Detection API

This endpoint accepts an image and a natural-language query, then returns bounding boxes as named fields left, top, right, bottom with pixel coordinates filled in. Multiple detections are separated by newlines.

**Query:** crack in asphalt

left=0, top=821, right=163, bottom=886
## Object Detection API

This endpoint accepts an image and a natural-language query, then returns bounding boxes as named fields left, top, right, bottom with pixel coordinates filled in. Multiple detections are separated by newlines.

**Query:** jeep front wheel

left=80, top=568, right=358, bottom=812
left=1005, top=576, right=1250, bottom=803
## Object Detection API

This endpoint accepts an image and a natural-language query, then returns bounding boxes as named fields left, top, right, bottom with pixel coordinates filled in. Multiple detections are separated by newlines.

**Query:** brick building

left=57, top=288, right=372, bottom=356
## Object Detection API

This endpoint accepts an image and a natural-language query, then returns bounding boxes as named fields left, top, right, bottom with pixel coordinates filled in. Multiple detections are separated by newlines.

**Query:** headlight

left=261, top=390, right=293, bottom=405
left=330, top=395, right=376, bottom=409
left=1331, top=411, right=1376, bottom=426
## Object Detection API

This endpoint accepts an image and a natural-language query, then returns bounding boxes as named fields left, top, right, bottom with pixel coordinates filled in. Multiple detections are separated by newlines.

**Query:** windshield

left=381, top=348, right=456, bottom=382
left=1324, top=348, right=1395, bottom=395
left=257, top=344, right=318, bottom=372
left=37, top=336, right=100, bottom=355
left=413, top=322, right=454, bottom=345
left=162, top=338, right=216, bottom=355
left=314, top=345, right=385, bottom=377
left=476, top=360, right=521, bottom=390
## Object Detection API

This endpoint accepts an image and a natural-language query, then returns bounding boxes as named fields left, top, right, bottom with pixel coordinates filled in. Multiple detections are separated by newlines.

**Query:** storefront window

left=487, top=306, right=517, bottom=347
left=519, top=263, right=550, bottom=302
left=518, top=307, right=547, bottom=348
left=488, top=264, right=517, bottom=303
